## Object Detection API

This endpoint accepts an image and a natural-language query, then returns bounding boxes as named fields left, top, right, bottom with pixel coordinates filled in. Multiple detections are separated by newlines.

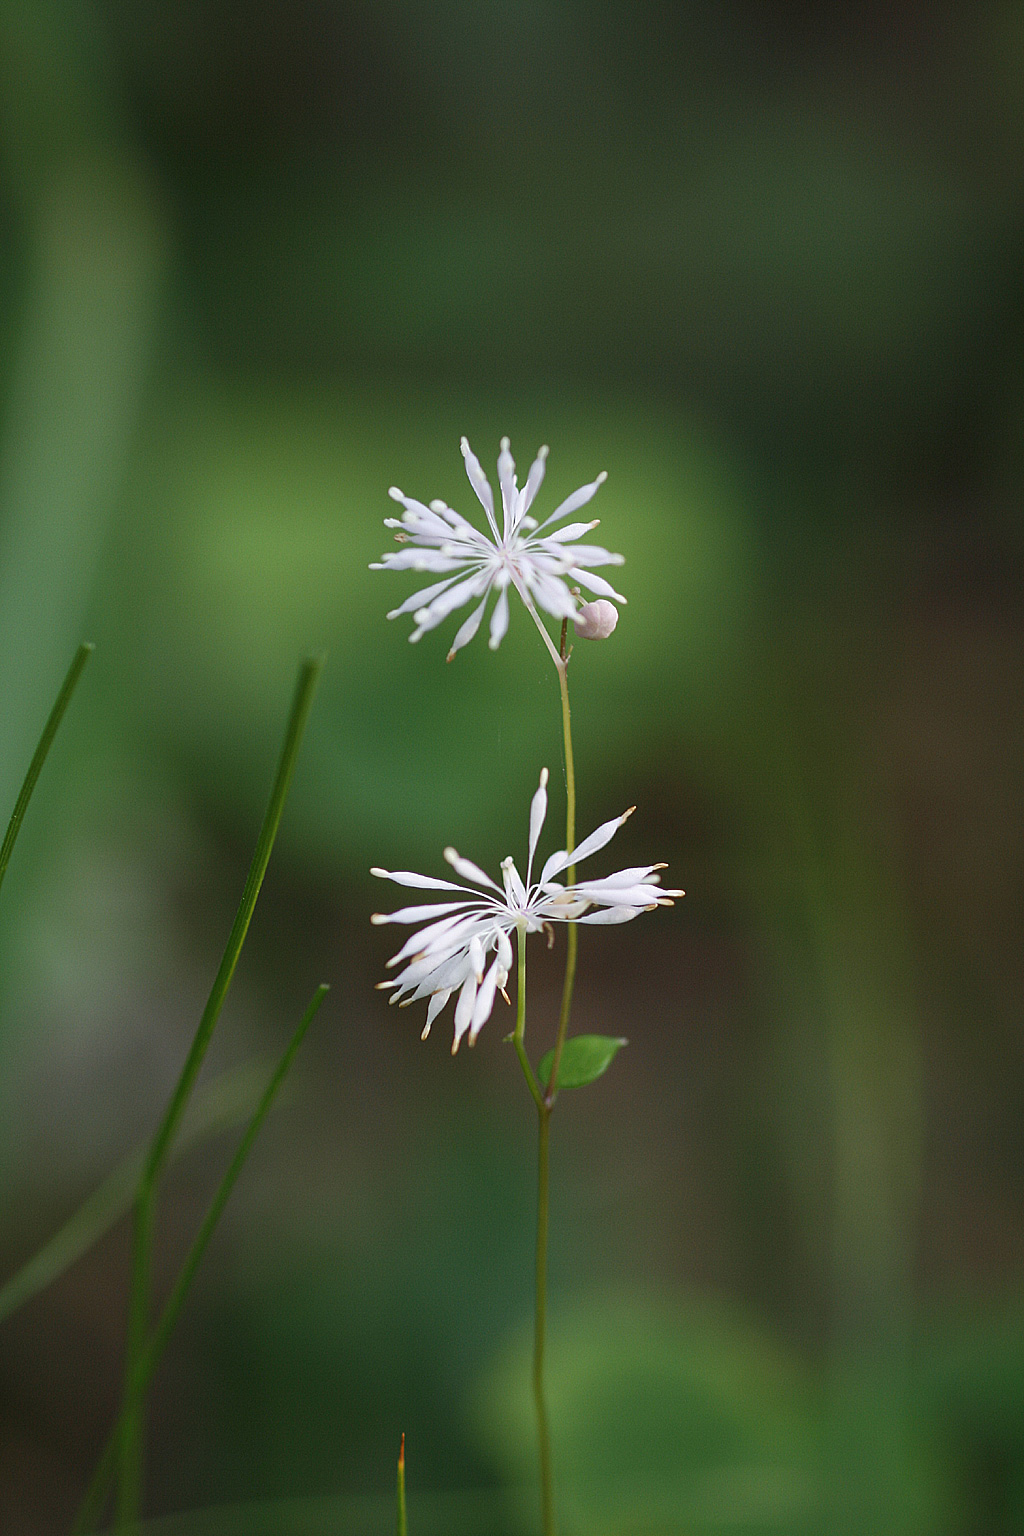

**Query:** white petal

left=487, top=585, right=510, bottom=649
left=412, top=572, right=493, bottom=637
left=569, top=567, right=626, bottom=603
left=385, top=909, right=488, bottom=969
left=515, top=444, right=548, bottom=524
left=527, top=570, right=577, bottom=620
left=452, top=973, right=478, bottom=1050
left=577, top=905, right=644, bottom=924
left=371, top=868, right=467, bottom=892
left=469, top=958, right=501, bottom=1042
left=443, top=847, right=504, bottom=892
left=385, top=575, right=463, bottom=621
left=496, top=927, right=513, bottom=971
left=497, top=436, right=517, bottom=538
left=460, top=437, right=499, bottom=538
left=533, top=471, right=607, bottom=533
left=542, top=520, right=600, bottom=544
left=588, top=864, right=666, bottom=886
left=422, top=989, right=451, bottom=1038
left=371, top=550, right=469, bottom=574
left=541, top=807, right=634, bottom=881
left=527, top=767, right=549, bottom=884
left=446, top=594, right=490, bottom=659
left=566, top=882, right=668, bottom=905
left=501, top=857, right=528, bottom=908
left=468, top=934, right=485, bottom=982
left=566, top=545, right=626, bottom=568
left=371, top=900, right=476, bottom=925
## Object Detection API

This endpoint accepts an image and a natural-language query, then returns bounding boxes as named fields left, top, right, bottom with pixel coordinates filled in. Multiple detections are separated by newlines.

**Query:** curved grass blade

left=0, top=1059, right=275, bottom=1327
left=116, top=653, right=324, bottom=1528
left=73, top=984, right=329, bottom=1535
left=0, top=641, right=93, bottom=897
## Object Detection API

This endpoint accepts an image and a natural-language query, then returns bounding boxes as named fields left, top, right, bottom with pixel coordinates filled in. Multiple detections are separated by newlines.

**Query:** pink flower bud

left=573, top=599, right=619, bottom=640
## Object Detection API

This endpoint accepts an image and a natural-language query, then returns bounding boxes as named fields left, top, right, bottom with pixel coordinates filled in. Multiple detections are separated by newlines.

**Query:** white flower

left=372, top=437, right=626, bottom=660
left=371, top=769, right=683, bottom=1052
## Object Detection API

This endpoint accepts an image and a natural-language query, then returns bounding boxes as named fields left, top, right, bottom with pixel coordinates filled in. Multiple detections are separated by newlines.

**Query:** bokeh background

left=1, top=2, right=1023, bottom=1532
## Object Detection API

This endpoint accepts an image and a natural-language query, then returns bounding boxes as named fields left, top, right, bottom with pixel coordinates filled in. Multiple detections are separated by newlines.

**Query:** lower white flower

left=371, top=769, right=683, bottom=1052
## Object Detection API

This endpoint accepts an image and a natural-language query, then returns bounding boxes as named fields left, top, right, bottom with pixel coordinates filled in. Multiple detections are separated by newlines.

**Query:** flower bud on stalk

left=573, top=599, right=618, bottom=640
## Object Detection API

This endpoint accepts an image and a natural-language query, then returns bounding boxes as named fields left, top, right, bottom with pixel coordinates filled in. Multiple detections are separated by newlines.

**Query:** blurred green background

left=1, top=1, right=1022, bottom=1531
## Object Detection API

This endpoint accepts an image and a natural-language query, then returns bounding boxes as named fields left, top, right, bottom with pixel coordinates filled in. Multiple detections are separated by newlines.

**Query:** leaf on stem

left=538, top=1034, right=628, bottom=1090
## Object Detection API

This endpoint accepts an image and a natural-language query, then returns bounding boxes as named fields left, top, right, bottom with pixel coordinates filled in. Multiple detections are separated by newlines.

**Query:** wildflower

left=373, top=438, right=626, bottom=659
left=371, top=769, right=682, bottom=1052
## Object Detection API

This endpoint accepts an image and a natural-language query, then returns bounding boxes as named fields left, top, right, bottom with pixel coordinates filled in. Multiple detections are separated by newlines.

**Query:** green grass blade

left=143, top=984, right=328, bottom=1375
left=73, top=986, right=329, bottom=1535
left=0, top=1060, right=274, bottom=1327
left=116, top=653, right=324, bottom=1528
left=0, top=640, right=93, bottom=896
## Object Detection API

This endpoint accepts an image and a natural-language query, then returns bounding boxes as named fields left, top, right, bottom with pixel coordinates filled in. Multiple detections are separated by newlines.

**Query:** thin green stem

left=114, top=654, right=324, bottom=1529
left=544, top=631, right=577, bottom=1107
left=513, top=925, right=544, bottom=1111
left=534, top=1104, right=555, bottom=1536
left=0, top=641, right=93, bottom=897
left=74, top=984, right=329, bottom=1535
left=396, top=1434, right=407, bottom=1536
left=512, top=929, right=557, bottom=1536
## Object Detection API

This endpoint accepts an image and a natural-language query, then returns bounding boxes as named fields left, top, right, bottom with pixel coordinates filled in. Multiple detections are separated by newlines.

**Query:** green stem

left=534, top=1104, right=555, bottom=1536
left=0, top=641, right=93, bottom=898
left=513, top=926, right=544, bottom=1112
left=75, top=984, right=329, bottom=1535
left=511, top=928, right=557, bottom=1536
left=396, top=1434, right=407, bottom=1536
left=114, top=654, right=324, bottom=1529
left=544, top=627, right=577, bottom=1106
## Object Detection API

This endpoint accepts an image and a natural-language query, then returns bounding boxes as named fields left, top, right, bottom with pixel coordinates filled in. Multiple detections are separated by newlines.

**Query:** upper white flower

left=372, top=437, right=626, bottom=659
left=372, top=769, right=683, bottom=1052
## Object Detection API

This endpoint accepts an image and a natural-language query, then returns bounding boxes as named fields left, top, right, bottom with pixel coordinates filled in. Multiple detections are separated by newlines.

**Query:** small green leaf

left=538, top=1034, right=628, bottom=1091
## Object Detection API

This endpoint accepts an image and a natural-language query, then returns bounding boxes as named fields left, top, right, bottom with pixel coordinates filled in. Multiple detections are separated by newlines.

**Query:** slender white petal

left=501, top=857, right=528, bottom=908
left=452, top=972, right=478, bottom=1050
left=446, top=594, right=490, bottom=660
left=385, top=575, right=462, bottom=620
left=444, top=847, right=504, bottom=892
left=488, top=585, right=510, bottom=649
left=460, top=437, right=499, bottom=538
left=576, top=905, right=645, bottom=924
left=497, top=436, right=517, bottom=538
left=544, top=520, right=600, bottom=543
left=469, top=958, right=501, bottom=1042
left=533, top=471, right=607, bottom=533
left=372, top=899, right=476, bottom=925
left=516, top=445, right=548, bottom=524
left=568, top=568, right=627, bottom=603
left=422, top=989, right=451, bottom=1039
left=529, top=570, right=579, bottom=621
left=527, top=768, right=549, bottom=884
left=371, top=868, right=467, bottom=892
left=385, top=909, right=483, bottom=969
left=542, top=808, right=634, bottom=880
left=411, top=572, right=492, bottom=637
